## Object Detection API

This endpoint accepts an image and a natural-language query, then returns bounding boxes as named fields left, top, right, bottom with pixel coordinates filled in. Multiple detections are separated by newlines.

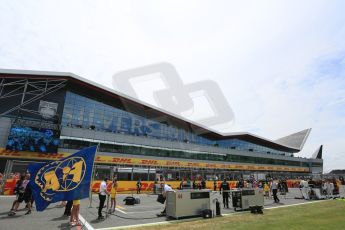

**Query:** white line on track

left=127, top=206, right=162, bottom=209
left=79, top=214, right=95, bottom=230
left=265, top=200, right=327, bottom=210
left=220, top=200, right=328, bottom=217
left=125, top=210, right=161, bottom=214
left=95, top=220, right=176, bottom=230
left=115, top=208, right=127, bottom=214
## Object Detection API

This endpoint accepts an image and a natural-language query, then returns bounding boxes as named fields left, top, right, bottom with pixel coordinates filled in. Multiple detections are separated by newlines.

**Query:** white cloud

left=0, top=0, right=345, bottom=171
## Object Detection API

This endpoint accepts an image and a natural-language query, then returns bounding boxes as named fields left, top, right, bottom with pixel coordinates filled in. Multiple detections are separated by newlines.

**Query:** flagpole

left=89, top=143, right=99, bottom=208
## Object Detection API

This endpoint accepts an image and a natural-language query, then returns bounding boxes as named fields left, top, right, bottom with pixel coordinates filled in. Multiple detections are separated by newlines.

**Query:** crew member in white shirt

left=157, top=181, right=174, bottom=217
left=98, top=178, right=109, bottom=220
left=328, top=182, right=334, bottom=198
left=300, top=180, right=310, bottom=200
left=271, top=180, right=280, bottom=203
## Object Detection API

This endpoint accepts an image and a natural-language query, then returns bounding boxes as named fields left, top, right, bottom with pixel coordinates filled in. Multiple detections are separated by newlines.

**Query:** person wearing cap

left=98, top=177, right=109, bottom=220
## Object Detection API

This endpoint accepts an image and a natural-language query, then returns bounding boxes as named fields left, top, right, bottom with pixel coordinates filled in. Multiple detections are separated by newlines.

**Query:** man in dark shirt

left=237, top=178, right=244, bottom=189
left=201, top=179, right=206, bottom=189
left=136, top=179, right=142, bottom=194
left=219, top=179, right=230, bottom=208
left=63, top=200, right=73, bottom=216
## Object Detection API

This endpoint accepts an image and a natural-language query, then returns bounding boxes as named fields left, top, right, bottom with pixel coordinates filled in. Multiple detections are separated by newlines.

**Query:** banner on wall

left=4, top=179, right=311, bottom=195
left=0, top=148, right=309, bottom=173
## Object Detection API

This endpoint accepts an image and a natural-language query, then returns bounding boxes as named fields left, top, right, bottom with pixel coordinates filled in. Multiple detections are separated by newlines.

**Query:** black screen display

left=190, top=192, right=210, bottom=199
left=6, top=125, right=60, bottom=153
left=242, top=190, right=255, bottom=196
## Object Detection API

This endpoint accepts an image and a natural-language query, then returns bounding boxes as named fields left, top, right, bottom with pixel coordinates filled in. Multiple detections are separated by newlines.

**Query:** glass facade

left=60, top=139, right=309, bottom=167
left=311, top=162, right=323, bottom=167
left=61, top=91, right=290, bottom=156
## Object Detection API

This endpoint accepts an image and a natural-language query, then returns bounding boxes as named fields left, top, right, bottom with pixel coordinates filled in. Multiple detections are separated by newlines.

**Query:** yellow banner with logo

left=0, top=147, right=309, bottom=172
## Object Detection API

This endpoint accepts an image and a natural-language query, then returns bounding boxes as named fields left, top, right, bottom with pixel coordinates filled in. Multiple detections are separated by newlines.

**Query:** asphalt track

left=0, top=193, right=314, bottom=230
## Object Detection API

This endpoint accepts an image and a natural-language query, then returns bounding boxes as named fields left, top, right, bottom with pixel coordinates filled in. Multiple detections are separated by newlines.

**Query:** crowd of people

left=2, top=171, right=120, bottom=227
left=2, top=170, right=344, bottom=226
left=178, top=178, right=207, bottom=190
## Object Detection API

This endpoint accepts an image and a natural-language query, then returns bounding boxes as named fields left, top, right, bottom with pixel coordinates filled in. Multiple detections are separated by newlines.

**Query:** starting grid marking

left=115, top=208, right=127, bottom=214
left=94, top=200, right=329, bottom=230
left=79, top=214, right=95, bottom=230
left=263, top=199, right=328, bottom=210
left=125, top=210, right=163, bottom=214
left=95, top=220, right=177, bottom=230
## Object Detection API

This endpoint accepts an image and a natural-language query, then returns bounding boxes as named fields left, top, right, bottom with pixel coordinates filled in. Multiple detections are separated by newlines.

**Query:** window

left=60, top=139, right=307, bottom=168
left=62, top=91, right=292, bottom=157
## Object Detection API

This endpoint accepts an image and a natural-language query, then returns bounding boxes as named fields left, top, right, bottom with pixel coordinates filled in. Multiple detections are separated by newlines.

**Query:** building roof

left=312, top=145, right=323, bottom=159
left=275, top=129, right=311, bottom=150
left=0, top=68, right=311, bottom=153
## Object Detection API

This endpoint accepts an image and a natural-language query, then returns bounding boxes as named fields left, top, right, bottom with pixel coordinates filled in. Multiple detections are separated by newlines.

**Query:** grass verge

left=131, top=200, right=345, bottom=230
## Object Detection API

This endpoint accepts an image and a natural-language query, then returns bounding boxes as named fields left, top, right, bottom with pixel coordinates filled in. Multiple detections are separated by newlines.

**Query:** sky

left=0, top=0, right=344, bottom=172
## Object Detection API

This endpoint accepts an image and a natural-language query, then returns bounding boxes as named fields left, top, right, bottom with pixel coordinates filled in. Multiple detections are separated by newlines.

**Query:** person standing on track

left=98, top=177, right=109, bottom=220
left=109, top=178, right=118, bottom=214
left=201, top=178, right=206, bottom=189
left=219, top=178, right=230, bottom=209
left=8, top=174, right=25, bottom=215
left=22, top=174, right=33, bottom=215
left=271, top=180, right=280, bottom=203
left=136, top=178, right=142, bottom=194
left=157, top=181, right=174, bottom=217
left=8, top=173, right=32, bottom=216
left=63, top=200, right=73, bottom=217
left=237, top=178, right=245, bottom=189
left=264, top=182, right=270, bottom=198
left=70, top=199, right=80, bottom=226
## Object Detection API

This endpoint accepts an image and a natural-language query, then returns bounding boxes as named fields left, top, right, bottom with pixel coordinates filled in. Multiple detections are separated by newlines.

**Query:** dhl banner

left=3, top=179, right=303, bottom=195
left=90, top=181, right=239, bottom=193
left=0, top=148, right=309, bottom=173
left=0, top=148, right=69, bottom=160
